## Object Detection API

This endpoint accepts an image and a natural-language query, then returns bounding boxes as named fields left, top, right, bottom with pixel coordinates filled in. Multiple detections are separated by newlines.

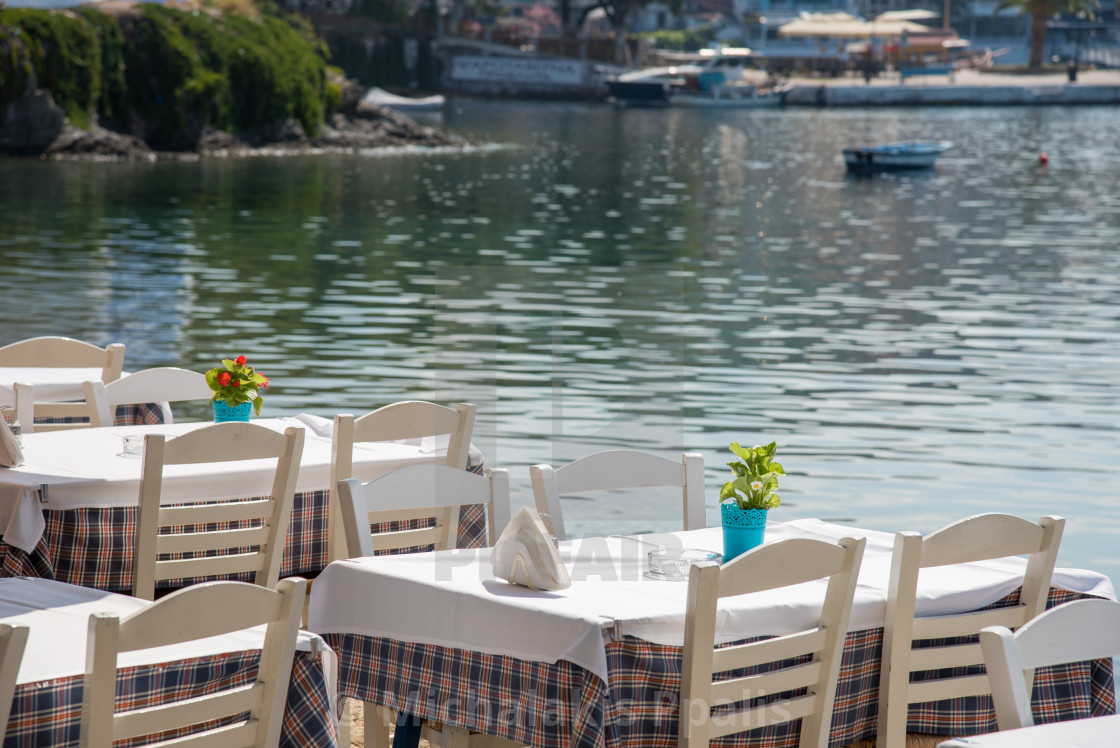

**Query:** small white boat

left=359, top=87, right=445, bottom=112
left=843, top=141, right=952, bottom=171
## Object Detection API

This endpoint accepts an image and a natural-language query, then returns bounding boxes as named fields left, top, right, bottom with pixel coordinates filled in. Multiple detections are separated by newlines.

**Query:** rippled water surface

left=3, top=102, right=1119, bottom=583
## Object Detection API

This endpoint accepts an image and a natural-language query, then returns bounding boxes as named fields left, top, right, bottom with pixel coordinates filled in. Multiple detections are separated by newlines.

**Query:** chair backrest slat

left=83, top=367, right=211, bottom=427
left=0, top=336, right=125, bottom=382
left=530, top=449, right=706, bottom=542
left=336, top=464, right=510, bottom=558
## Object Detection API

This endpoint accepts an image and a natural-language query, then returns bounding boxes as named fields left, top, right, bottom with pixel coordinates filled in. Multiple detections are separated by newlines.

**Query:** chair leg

left=364, top=701, right=393, bottom=748
left=338, top=698, right=352, bottom=747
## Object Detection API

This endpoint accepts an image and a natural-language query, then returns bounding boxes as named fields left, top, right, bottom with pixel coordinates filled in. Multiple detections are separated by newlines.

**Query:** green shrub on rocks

left=0, top=8, right=100, bottom=127
left=0, top=4, right=333, bottom=148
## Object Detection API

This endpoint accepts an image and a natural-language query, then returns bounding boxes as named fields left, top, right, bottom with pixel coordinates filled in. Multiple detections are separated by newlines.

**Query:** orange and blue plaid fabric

left=325, top=588, right=1114, bottom=748
left=4, top=649, right=337, bottom=747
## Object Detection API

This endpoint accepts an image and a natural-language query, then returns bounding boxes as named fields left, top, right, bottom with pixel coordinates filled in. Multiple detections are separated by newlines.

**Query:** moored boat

left=669, top=85, right=784, bottom=108
left=843, top=140, right=952, bottom=171
left=607, top=48, right=783, bottom=109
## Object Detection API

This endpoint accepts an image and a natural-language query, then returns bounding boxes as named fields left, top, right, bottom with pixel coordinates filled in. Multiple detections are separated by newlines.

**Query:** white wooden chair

left=0, top=622, right=29, bottom=733
left=1, top=381, right=87, bottom=435
left=0, top=382, right=33, bottom=431
left=132, top=423, right=305, bottom=601
left=529, top=450, right=705, bottom=541
left=679, top=535, right=866, bottom=748
left=0, top=337, right=126, bottom=433
left=336, top=464, right=512, bottom=748
left=82, top=367, right=211, bottom=427
left=336, top=464, right=511, bottom=558
left=876, top=513, right=1066, bottom=748
left=980, top=598, right=1120, bottom=731
left=329, top=401, right=477, bottom=562
left=0, top=336, right=126, bottom=381
left=78, top=578, right=305, bottom=748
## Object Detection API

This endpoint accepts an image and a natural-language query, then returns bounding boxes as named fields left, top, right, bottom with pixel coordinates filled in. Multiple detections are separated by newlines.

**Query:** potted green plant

left=205, top=355, right=269, bottom=422
left=720, top=441, right=784, bottom=560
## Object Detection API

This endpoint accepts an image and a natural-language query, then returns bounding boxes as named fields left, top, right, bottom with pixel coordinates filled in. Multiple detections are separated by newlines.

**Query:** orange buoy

left=1039, top=152, right=1049, bottom=165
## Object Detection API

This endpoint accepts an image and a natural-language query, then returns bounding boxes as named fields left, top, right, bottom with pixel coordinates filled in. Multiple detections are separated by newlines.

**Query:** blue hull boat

left=843, top=140, right=952, bottom=171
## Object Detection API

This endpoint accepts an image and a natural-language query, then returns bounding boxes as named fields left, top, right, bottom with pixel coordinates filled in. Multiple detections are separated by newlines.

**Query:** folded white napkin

left=0, top=418, right=23, bottom=468
left=490, top=507, right=571, bottom=591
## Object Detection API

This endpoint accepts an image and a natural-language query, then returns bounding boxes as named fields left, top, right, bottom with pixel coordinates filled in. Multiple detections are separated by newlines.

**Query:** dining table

left=0, top=575, right=338, bottom=747
left=308, top=519, right=1117, bottom=748
left=935, top=714, right=1120, bottom=747
left=0, top=414, right=487, bottom=591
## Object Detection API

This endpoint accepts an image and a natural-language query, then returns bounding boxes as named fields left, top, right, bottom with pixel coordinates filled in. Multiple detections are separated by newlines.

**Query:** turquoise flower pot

left=721, top=499, right=768, bottom=561
left=212, top=400, right=252, bottom=423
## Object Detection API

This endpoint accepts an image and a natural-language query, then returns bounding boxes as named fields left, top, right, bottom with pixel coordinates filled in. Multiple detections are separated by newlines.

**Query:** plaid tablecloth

left=27, top=401, right=166, bottom=429
left=3, top=648, right=337, bottom=747
left=324, top=588, right=1115, bottom=748
left=0, top=462, right=488, bottom=593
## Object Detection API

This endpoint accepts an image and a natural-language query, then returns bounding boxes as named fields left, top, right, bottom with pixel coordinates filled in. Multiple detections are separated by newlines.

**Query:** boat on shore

left=606, top=48, right=783, bottom=108
left=843, top=140, right=952, bottom=171
left=359, top=87, right=445, bottom=112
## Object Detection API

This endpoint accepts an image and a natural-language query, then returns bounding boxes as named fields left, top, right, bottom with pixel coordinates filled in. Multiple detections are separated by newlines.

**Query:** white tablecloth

left=0, top=576, right=334, bottom=694
left=0, top=414, right=473, bottom=554
left=307, top=519, right=1115, bottom=682
left=937, top=715, right=1120, bottom=747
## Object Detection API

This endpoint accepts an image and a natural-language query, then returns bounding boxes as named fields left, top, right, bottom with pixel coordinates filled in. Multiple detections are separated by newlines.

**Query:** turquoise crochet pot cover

left=721, top=499, right=768, bottom=561
left=212, top=400, right=252, bottom=423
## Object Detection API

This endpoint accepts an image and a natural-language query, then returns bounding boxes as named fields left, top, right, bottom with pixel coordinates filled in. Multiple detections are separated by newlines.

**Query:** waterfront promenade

left=782, top=67, right=1120, bottom=105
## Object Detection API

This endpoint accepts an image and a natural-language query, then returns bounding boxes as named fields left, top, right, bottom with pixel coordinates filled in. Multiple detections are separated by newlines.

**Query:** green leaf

left=253, top=396, right=263, bottom=415
left=728, top=442, right=752, bottom=461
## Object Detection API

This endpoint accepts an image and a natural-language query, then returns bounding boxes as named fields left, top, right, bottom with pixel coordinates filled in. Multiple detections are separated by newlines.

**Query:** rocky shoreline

left=3, top=83, right=465, bottom=161
left=0, top=4, right=466, bottom=161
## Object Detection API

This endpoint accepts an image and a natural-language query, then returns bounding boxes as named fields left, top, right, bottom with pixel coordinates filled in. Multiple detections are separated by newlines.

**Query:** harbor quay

left=780, top=68, right=1120, bottom=106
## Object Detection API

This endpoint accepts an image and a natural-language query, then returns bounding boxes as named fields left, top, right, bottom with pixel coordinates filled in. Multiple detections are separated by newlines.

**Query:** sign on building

left=451, top=56, right=585, bottom=85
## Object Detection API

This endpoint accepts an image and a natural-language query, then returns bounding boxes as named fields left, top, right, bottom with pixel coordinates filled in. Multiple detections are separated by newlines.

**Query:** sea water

left=2, top=101, right=1119, bottom=585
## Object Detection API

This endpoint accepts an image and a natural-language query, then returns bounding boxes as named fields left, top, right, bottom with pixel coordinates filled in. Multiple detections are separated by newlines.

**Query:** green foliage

left=0, top=5, right=335, bottom=147
left=720, top=441, right=784, bottom=510
left=0, top=8, right=100, bottom=127
left=205, top=354, right=269, bottom=415
left=634, top=25, right=716, bottom=52
left=76, top=8, right=128, bottom=123
left=0, top=22, right=33, bottom=105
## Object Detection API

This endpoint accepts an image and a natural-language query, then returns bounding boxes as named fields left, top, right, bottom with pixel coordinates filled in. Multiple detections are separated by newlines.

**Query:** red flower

left=260, top=376, right=269, bottom=389
left=235, top=355, right=247, bottom=365
left=218, top=372, right=231, bottom=386
left=231, top=379, right=240, bottom=388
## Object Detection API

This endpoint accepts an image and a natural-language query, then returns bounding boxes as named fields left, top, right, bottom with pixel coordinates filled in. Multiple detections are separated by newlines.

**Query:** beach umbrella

left=778, top=12, right=928, bottom=38
left=875, top=9, right=940, bottom=21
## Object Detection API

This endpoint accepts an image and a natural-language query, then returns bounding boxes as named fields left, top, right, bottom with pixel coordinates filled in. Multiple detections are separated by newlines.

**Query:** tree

left=993, top=0, right=1098, bottom=70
